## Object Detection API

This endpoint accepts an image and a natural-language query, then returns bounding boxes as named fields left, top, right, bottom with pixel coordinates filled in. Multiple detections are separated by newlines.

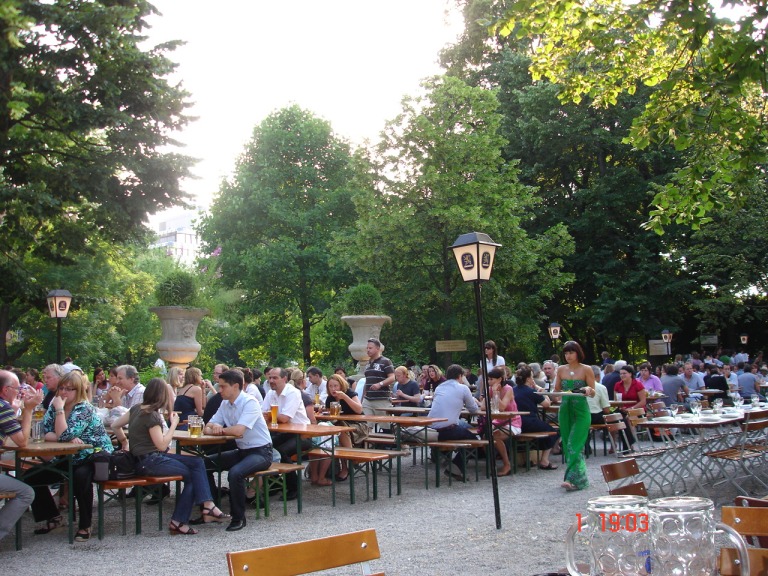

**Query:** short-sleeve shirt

left=211, top=391, right=272, bottom=449
left=43, top=401, right=113, bottom=464
left=363, top=355, right=394, bottom=401
left=614, top=378, right=646, bottom=404
left=0, top=398, right=22, bottom=441
left=325, top=389, right=360, bottom=415
left=128, top=405, right=164, bottom=458
left=396, top=379, right=421, bottom=408
left=262, top=383, right=310, bottom=425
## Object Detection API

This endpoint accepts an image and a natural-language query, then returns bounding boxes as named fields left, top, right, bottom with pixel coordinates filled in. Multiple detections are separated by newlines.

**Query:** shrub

left=155, top=270, right=199, bottom=307
left=342, top=283, right=384, bottom=315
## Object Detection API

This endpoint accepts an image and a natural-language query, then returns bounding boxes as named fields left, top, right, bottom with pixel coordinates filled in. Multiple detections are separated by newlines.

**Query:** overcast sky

left=145, top=0, right=463, bottom=213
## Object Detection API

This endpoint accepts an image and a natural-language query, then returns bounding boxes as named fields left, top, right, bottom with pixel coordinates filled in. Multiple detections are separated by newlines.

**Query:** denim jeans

left=136, top=452, right=212, bottom=524
left=208, top=445, right=272, bottom=522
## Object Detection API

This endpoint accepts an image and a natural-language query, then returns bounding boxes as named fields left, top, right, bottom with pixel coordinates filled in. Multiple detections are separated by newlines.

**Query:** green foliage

left=487, top=0, right=768, bottom=231
left=344, top=75, right=573, bottom=364
left=198, top=105, right=359, bottom=365
left=0, top=0, right=193, bottom=363
left=340, top=284, right=384, bottom=315
left=155, top=269, right=199, bottom=307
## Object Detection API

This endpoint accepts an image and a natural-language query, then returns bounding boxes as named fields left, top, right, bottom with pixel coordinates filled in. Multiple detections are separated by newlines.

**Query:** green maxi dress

left=558, top=379, right=590, bottom=489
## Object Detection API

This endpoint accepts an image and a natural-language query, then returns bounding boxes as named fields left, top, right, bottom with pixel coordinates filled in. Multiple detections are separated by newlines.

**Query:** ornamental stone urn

left=341, top=315, right=391, bottom=378
left=150, top=306, right=209, bottom=370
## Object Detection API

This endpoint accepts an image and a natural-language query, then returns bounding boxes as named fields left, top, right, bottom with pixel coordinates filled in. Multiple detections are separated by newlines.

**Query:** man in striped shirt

left=362, top=338, right=395, bottom=416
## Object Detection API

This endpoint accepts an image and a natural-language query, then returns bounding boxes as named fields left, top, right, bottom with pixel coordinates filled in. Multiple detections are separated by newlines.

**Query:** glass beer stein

left=649, top=496, right=749, bottom=576
left=565, top=495, right=651, bottom=576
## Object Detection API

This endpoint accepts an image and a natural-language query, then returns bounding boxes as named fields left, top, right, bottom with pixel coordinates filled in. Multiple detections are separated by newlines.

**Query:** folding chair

left=600, top=458, right=648, bottom=496
left=719, top=505, right=768, bottom=575
left=226, top=529, right=383, bottom=576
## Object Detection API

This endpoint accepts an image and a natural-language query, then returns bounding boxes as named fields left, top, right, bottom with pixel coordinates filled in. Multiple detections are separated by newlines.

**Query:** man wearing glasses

left=0, top=370, right=39, bottom=542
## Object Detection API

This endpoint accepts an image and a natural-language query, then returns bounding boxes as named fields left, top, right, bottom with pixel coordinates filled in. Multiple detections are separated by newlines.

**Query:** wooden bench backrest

left=226, top=529, right=382, bottom=576
left=720, top=506, right=768, bottom=575
left=601, top=458, right=640, bottom=483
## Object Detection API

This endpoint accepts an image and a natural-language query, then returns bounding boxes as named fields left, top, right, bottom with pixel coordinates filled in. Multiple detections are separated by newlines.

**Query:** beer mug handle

left=717, top=522, right=751, bottom=576
left=565, top=520, right=588, bottom=576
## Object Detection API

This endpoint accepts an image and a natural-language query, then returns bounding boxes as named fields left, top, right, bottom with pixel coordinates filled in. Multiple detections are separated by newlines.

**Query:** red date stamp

left=576, top=513, right=649, bottom=532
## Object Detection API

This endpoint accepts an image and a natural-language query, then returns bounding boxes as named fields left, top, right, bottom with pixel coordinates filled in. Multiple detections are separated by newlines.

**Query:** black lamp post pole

left=475, top=280, right=501, bottom=529
left=56, top=316, right=62, bottom=364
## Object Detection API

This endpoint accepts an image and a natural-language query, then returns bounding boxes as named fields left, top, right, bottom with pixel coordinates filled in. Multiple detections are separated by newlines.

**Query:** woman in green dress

left=555, top=340, right=596, bottom=491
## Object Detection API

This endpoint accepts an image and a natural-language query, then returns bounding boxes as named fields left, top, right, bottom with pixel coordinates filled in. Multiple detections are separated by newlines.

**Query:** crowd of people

left=0, top=339, right=763, bottom=543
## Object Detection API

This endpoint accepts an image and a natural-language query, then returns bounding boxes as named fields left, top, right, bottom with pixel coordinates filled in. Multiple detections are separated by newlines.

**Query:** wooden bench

left=512, top=431, right=558, bottom=472
left=427, top=439, right=491, bottom=485
left=244, top=462, right=305, bottom=518
left=96, top=474, right=183, bottom=539
left=307, top=447, right=408, bottom=504
left=227, top=528, right=383, bottom=576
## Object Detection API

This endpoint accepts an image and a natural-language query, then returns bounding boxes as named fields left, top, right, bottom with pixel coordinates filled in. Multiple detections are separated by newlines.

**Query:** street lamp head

left=740, top=333, right=748, bottom=345
left=47, top=289, right=72, bottom=319
left=450, top=232, right=501, bottom=283
left=661, top=329, right=673, bottom=344
left=548, top=322, right=561, bottom=340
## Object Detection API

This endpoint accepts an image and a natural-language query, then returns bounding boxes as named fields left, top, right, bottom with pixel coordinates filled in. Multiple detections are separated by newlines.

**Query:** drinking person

left=112, top=378, right=229, bottom=535
left=25, top=370, right=113, bottom=541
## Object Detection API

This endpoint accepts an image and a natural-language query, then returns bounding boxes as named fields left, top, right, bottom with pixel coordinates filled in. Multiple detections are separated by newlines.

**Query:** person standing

left=483, top=340, right=505, bottom=374
left=361, top=338, right=395, bottom=416
left=555, top=341, right=596, bottom=492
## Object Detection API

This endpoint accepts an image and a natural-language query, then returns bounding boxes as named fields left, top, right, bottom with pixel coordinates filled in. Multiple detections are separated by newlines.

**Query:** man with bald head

left=0, top=370, right=39, bottom=541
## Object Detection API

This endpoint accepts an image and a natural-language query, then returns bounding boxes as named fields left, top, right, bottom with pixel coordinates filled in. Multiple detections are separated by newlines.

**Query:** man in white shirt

left=682, top=362, right=705, bottom=401
left=106, top=364, right=145, bottom=409
left=306, top=367, right=328, bottom=404
left=261, top=367, right=310, bottom=499
left=204, top=369, right=273, bottom=532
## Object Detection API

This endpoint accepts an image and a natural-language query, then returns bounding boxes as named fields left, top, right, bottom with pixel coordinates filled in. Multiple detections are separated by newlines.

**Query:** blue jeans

left=208, top=445, right=272, bottom=522
left=136, top=452, right=212, bottom=524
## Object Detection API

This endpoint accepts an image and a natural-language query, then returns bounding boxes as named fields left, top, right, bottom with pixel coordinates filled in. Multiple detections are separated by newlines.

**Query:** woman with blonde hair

left=26, top=370, right=113, bottom=541
left=173, top=367, right=205, bottom=431
left=310, top=374, right=364, bottom=484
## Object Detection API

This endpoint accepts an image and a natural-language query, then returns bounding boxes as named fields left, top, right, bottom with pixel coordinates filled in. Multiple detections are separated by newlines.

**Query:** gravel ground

left=0, top=444, right=746, bottom=575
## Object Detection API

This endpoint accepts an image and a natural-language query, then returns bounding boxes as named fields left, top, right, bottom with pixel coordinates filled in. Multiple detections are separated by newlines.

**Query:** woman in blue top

left=26, top=369, right=113, bottom=541
left=555, top=341, right=596, bottom=491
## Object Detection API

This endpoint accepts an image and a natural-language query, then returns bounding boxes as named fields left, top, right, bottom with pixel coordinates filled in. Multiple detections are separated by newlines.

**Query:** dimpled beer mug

left=649, top=496, right=749, bottom=576
left=188, top=415, right=203, bottom=438
left=565, top=495, right=651, bottom=576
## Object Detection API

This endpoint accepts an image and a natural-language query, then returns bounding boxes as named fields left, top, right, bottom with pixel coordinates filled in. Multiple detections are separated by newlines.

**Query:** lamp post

left=548, top=322, right=562, bottom=352
left=450, top=231, right=502, bottom=529
left=661, top=329, right=673, bottom=357
left=740, top=333, right=748, bottom=346
left=47, top=289, right=72, bottom=364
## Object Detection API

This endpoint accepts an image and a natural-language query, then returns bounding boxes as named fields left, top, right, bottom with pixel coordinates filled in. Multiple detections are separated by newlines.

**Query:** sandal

left=538, top=462, right=559, bottom=470
left=335, top=472, right=349, bottom=482
left=561, top=481, right=581, bottom=492
left=201, top=504, right=231, bottom=524
left=34, top=516, right=64, bottom=535
left=169, top=520, right=198, bottom=535
left=74, top=528, right=91, bottom=542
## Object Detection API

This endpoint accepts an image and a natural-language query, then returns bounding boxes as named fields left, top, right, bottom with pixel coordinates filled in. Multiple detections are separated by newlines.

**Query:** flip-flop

left=538, top=463, right=558, bottom=470
left=497, top=469, right=512, bottom=477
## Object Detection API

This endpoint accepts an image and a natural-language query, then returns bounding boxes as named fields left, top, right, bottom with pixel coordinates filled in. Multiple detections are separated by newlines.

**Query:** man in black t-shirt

left=362, top=338, right=394, bottom=416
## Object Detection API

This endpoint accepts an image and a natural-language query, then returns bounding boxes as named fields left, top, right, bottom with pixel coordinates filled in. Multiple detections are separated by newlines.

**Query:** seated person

left=513, top=366, right=559, bottom=470
left=478, top=368, right=522, bottom=477
left=0, top=370, right=37, bottom=543
left=392, top=366, right=421, bottom=414
left=25, top=370, right=113, bottom=542
left=310, top=374, right=364, bottom=485
left=112, top=378, right=228, bottom=535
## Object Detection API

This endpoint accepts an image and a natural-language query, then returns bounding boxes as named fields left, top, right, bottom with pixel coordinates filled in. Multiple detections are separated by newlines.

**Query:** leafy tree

left=198, top=105, right=359, bottom=365
left=347, top=75, right=573, bottom=363
left=0, top=0, right=194, bottom=361
left=488, top=0, right=768, bottom=231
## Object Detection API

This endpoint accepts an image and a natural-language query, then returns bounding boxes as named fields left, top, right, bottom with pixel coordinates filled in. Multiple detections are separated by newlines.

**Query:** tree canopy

left=489, top=0, right=768, bottom=232
left=198, top=105, right=359, bottom=365
left=0, top=0, right=194, bottom=363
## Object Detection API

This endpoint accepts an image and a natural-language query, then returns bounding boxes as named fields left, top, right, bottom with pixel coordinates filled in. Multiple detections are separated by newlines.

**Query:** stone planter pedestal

left=341, top=315, right=391, bottom=379
left=150, top=306, right=209, bottom=370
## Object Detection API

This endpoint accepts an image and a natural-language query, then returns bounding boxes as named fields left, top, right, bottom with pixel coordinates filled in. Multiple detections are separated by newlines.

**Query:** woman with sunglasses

left=555, top=340, right=596, bottom=492
left=483, top=340, right=505, bottom=374
left=25, top=370, right=113, bottom=541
